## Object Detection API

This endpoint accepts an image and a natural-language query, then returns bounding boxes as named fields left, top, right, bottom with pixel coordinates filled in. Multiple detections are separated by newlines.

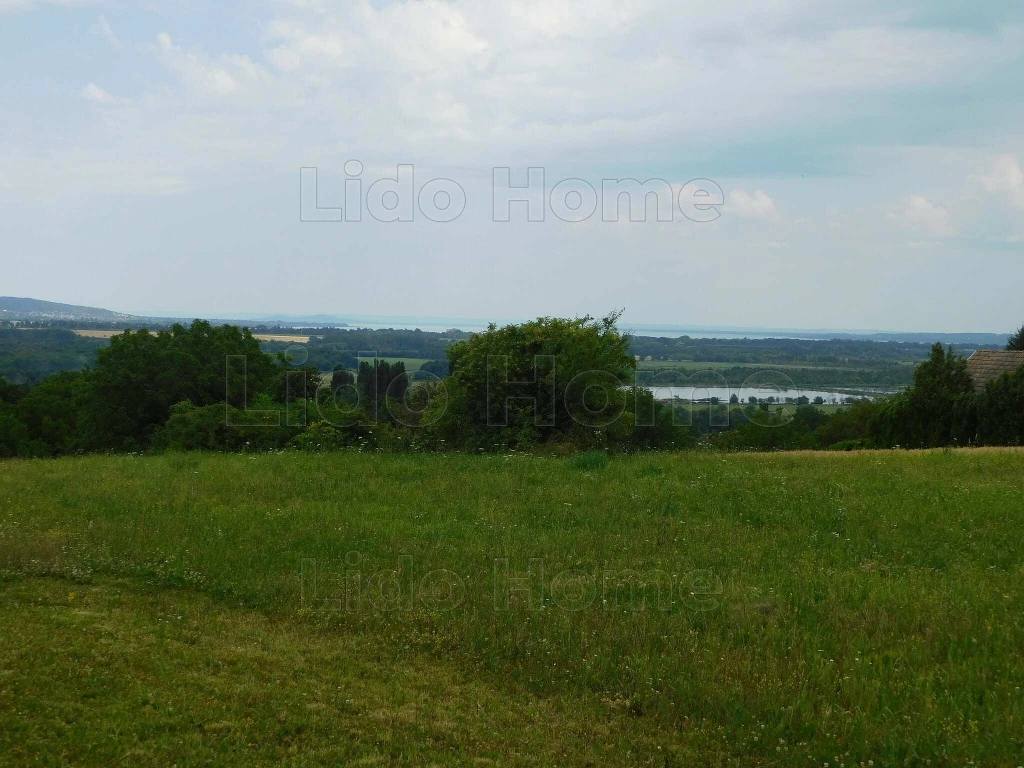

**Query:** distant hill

left=828, top=331, right=1010, bottom=346
left=0, top=297, right=137, bottom=322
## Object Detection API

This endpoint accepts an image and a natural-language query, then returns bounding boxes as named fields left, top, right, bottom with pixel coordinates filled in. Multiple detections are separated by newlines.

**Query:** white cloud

left=81, top=82, right=114, bottom=104
left=92, top=14, right=118, bottom=47
left=978, top=154, right=1024, bottom=210
left=154, top=33, right=275, bottom=100
left=728, top=189, right=778, bottom=220
left=887, top=195, right=956, bottom=238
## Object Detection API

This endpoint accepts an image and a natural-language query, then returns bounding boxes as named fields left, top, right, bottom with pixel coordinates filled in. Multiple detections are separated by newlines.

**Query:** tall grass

left=2, top=449, right=1023, bottom=764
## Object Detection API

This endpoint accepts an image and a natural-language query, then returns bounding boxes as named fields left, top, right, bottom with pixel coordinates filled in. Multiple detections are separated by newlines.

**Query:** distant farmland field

left=252, top=333, right=313, bottom=343
left=70, top=330, right=317, bottom=344
left=2, top=450, right=1022, bottom=765
left=71, top=329, right=120, bottom=339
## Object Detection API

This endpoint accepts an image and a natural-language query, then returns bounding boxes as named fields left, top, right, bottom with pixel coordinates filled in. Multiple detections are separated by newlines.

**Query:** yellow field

left=70, top=330, right=313, bottom=343
left=71, top=329, right=120, bottom=339
left=253, top=334, right=311, bottom=343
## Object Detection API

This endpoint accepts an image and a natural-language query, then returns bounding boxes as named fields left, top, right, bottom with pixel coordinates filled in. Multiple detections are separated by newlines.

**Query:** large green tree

left=427, top=313, right=677, bottom=449
left=83, top=321, right=281, bottom=450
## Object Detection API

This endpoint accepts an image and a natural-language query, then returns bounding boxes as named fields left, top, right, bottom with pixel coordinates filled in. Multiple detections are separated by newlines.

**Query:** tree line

left=2, top=318, right=1023, bottom=459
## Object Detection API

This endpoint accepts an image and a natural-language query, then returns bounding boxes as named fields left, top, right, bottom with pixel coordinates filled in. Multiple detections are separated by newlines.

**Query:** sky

left=1, top=0, right=1022, bottom=332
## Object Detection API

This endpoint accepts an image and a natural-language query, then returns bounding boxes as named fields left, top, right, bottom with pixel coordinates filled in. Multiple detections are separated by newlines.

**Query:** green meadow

left=2, top=449, right=1023, bottom=766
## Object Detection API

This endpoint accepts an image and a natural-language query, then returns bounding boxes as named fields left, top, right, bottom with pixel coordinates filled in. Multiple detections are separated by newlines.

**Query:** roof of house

left=965, top=350, right=1024, bottom=390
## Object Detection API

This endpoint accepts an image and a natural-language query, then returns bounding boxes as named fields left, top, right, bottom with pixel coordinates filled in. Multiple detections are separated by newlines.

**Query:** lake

left=645, top=386, right=886, bottom=403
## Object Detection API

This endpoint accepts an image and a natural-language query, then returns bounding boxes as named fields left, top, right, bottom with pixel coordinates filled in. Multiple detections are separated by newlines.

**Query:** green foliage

left=3, top=319, right=1023, bottom=457
left=15, top=371, right=91, bottom=456
left=0, top=402, right=30, bottom=458
left=152, top=398, right=300, bottom=452
left=260, top=327, right=466, bottom=371
left=357, top=360, right=407, bottom=413
left=627, top=386, right=696, bottom=450
left=1008, top=324, right=1024, bottom=351
left=973, top=366, right=1024, bottom=445
left=826, top=438, right=871, bottom=451
left=85, top=321, right=281, bottom=451
left=288, top=420, right=356, bottom=452
left=710, top=406, right=824, bottom=451
left=0, top=328, right=106, bottom=385
left=428, top=313, right=648, bottom=450
left=569, top=450, right=609, bottom=471
left=331, top=366, right=354, bottom=389
left=419, top=358, right=449, bottom=378
left=0, top=375, right=26, bottom=405
left=813, top=400, right=884, bottom=447
left=871, top=344, right=974, bottom=448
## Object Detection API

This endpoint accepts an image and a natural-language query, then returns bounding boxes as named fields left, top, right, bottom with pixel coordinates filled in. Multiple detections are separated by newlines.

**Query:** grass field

left=2, top=450, right=1023, bottom=765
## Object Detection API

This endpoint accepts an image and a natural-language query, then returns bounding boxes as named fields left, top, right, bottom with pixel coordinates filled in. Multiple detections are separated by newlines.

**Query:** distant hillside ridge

left=0, top=297, right=136, bottom=322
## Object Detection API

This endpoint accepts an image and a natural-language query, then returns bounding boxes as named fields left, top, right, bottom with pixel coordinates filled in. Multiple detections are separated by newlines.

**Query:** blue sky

left=1, top=0, right=1022, bottom=331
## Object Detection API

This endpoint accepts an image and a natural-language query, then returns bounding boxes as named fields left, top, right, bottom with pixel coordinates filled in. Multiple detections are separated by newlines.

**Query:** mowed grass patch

left=2, top=450, right=1024, bottom=765
left=0, top=577, right=661, bottom=766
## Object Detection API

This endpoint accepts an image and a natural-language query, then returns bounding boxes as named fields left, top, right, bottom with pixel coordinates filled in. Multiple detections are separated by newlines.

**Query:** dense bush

left=709, top=406, right=826, bottom=452
left=972, top=366, right=1024, bottom=445
left=152, top=399, right=300, bottom=452
left=870, top=344, right=974, bottom=448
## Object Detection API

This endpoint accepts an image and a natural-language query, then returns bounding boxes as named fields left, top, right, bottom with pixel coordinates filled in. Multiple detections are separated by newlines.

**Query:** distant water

left=225, top=316, right=1006, bottom=346
left=340, top=320, right=828, bottom=338
left=646, top=386, right=884, bottom=403
left=343, top=320, right=493, bottom=334
left=627, top=328, right=828, bottom=340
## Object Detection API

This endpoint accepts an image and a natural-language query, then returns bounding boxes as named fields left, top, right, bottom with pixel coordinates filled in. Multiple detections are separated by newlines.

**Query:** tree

left=871, top=344, right=973, bottom=448
left=83, top=321, right=281, bottom=450
left=1008, top=324, right=1024, bottom=351
left=427, top=313, right=643, bottom=449
left=712, top=406, right=823, bottom=452
left=0, top=402, right=29, bottom=458
left=0, top=375, right=26, bottom=405
left=813, top=399, right=884, bottom=448
left=331, top=365, right=354, bottom=389
left=357, top=360, right=408, bottom=415
left=420, top=359, right=450, bottom=378
left=16, top=370, right=91, bottom=456
left=972, top=366, right=1024, bottom=445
